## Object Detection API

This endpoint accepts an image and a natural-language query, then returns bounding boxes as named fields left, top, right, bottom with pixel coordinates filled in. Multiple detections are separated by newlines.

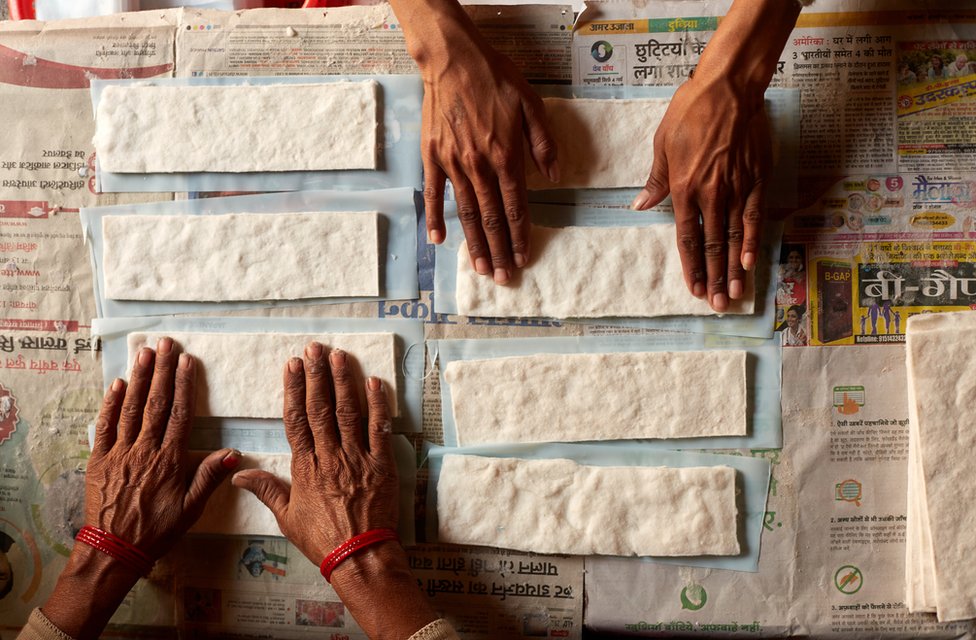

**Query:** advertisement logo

left=833, top=385, right=864, bottom=415
left=835, top=479, right=862, bottom=506
left=591, top=41, right=613, bottom=62
left=834, top=565, right=863, bottom=594
left=680, top=584, right=707, bottom=610
left=0, top=385, right=17, bottom=445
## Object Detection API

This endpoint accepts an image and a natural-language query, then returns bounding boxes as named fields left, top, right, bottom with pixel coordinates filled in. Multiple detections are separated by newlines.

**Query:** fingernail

left=221, top=450, right=242, bottom=470
left=712, top=292, right=728, bottom=311
left=178, top=353, right=192, bottom=370
left=330, top=349, right=346, bottom=366
left=305, top=342, right=322, bottom=359
left=428, top=229, right=443, bottom=244
left=111, top=378, right=124, bottom=392
left=138, top=347, right=153, bottom=367
left=494, top=268, right=510, bottom=284
left=692, top=281, right=706, bottom=298
left=514, top=253, right=526, bottom=268
left=729, top=279, right=743, bottom=300
left=742, top=251, right=756, bottom=270
left=156, top=337, right=172, bottom=356
left=367, top=376, right=382, bottom=391
left=548, top=161, right=561, bottom=184
left=288, top=357, right=302, bottom=374
left=475, top=257, right=491, bottom=275
left=630, top=189, right=652, bottom=211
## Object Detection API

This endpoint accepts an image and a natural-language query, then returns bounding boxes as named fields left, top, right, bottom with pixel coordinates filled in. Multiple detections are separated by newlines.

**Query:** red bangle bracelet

left=320, top=528, right=398, bottom=583
left=75, top=525, right=154, bottom=577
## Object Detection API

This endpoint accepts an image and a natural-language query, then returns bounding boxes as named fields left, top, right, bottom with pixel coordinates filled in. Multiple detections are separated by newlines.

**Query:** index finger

left=498, top=152, right=532, bottom=270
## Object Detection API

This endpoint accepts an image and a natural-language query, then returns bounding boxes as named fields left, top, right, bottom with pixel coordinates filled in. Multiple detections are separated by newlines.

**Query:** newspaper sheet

left=0, top=12, right=179, bottom=638
left=574, top=0, right=976, bottom=637
left=0, top=5, right=583, bottom=639
left=8, top=1, right=976, bottom=638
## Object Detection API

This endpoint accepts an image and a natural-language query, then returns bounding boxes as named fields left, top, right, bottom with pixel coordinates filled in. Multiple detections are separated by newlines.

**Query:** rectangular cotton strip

left=102, top=212, right=379, bottom=302
left=906, top=311, right=976, bottom=621
left=93, top=81, right=378, bottom=173
left=127, top=331, right=398, bottom=418
left=525, top=97, right=668, bottom=190
left=437, top=455, right=739, bottom=556
left=456, top=224, right=754, bottom=318
left=191, top=452, right=290, bottom=536
left=444, top=351, right=747, bottom=445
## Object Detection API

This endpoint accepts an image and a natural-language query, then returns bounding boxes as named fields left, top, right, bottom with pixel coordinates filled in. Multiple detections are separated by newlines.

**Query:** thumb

left=184, top=449, right=239, bottom=516
left=231, top=468, right=290, bottom=521
left=631, top=146, right=670, bottom=211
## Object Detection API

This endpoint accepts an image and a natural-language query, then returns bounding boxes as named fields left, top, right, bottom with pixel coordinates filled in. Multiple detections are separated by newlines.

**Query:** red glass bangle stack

left=320, top=528, right=398, bottom=583
left=75, top=525, right=154, bottom=577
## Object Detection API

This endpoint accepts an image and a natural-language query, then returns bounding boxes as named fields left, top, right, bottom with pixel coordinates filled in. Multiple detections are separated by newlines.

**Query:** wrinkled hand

left=232, top=343, right=396, bottom=567
left=632, top=78, right=771, bottom=312
left=86, top=337, right=240, bottom=560
left=419, top=20, right=559, bottom=285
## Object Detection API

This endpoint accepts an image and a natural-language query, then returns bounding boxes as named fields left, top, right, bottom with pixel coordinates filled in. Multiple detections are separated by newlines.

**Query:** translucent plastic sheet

left=93, top=315, right=425, bottom=433
left=426, top=442, right=771, bottom=572
left=81, top=188, right=419, bottom=318
left=90, top=74, right=422, bottom=193
left=431, top=333, right=781, bottom=449
left=434, top=203, right=781, bottom=338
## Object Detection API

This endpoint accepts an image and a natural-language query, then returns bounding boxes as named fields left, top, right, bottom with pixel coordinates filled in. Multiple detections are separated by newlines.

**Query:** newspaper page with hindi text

left=574, top=0, right=976, bottom=636
left=0, top=12, right=179, bottom=638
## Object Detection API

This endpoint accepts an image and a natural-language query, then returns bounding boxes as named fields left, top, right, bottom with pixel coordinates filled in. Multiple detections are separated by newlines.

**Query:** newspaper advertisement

left=572, top=0, right=976, bottom=637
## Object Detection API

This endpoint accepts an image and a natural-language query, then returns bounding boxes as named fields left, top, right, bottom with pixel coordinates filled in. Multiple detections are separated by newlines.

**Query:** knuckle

left=743, top=208, right=762, bottom=224
left=94, top=415, right=113, bottom=434
left=305, top=398, right=332, bottom=422
left=710, top=274, right=727, bottom=288
left=504, top=203, right=524, bottom=224
left=144, top=394, right=170, bottom=419
left=168, top=400, right=191, bottom=427
left=120, top=401, right=142, bottom=425
left=532, top=136, right=556, bottom=161
left=331, top=364, right=353, bottom=387
left=284, top=406, right=310, bottom=428
left=703, top=241, right=726, bottom=258
left=726, top=227, right=744, bottom=243
left=457, top=203, right=480, bottom=225
left=335, top=403, right=360, bottom=427
left=481, top=213, right=505, bottom=234
left=422, top=185, right=442, bottom=202
left=678, top=233, right=701, bottom=254
left=466, top=240, right=486, bottom=257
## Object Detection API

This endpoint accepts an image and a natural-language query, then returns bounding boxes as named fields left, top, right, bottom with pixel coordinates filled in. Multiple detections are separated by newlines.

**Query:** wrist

left=390, top=0, right=486, bottom=73
left=693, top=0, right=800, bottom=94
left=330, top=542, right=438, bottom=639
left=41, top=543, right=141, bottom=639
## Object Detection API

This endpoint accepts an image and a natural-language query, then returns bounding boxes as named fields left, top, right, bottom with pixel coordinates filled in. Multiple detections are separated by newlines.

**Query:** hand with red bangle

left=39, top=338, right=241, bottom=640
left=232, top=343, right=439, bottom=639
